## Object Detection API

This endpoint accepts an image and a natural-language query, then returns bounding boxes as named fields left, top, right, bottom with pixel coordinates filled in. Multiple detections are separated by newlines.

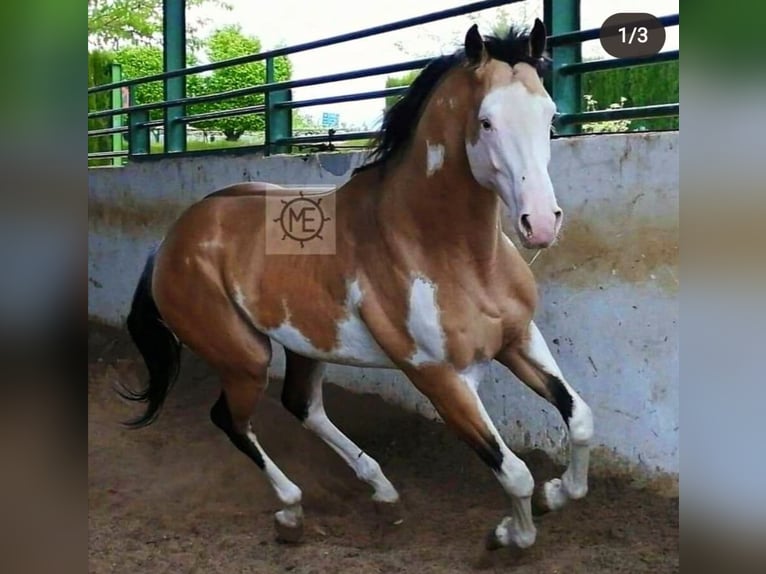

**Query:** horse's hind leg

left=178, top=314, right=304, bottom=542
left=497, top=320, right=594, bottom=514
left=280, top=350, right=399, bottom=506
left=211, top=371, right=304, bottom=542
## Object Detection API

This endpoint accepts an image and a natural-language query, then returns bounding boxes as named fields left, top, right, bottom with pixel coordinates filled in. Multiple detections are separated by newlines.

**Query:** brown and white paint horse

left=121, top=20, right=593, bottom=550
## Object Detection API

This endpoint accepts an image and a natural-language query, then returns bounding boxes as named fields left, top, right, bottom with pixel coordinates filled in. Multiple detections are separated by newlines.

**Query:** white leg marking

left=303, top=366, right=399, bottom=503
left=459, top=363, right=536, bottom=548
left=527, top=321, right=593, bottom=505
left=426, top=141, right=445, bottom=176
left=406, top=276, right=447, bottom=366
left=245, top=429, right=303, bottom=527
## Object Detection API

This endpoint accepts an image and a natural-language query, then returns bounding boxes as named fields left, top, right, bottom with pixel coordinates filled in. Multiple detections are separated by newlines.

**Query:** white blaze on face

left=465, top=69, right=560, bottom=246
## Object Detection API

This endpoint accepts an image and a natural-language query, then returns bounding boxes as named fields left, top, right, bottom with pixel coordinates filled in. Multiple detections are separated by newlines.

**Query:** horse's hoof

left=274, top=511, right=304, bottom=544
left=374, top=500, right=404, bottom=525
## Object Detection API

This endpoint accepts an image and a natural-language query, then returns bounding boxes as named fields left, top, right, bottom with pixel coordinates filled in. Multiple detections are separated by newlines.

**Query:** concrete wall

left=89, top=132, right=678, bottom=477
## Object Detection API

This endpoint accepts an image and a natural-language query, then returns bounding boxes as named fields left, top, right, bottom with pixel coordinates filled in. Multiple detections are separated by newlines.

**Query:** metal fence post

left=265, top=57, right=292, bottom=156
left=128, top=86, right=149, bottom=156
left=163, top=0, right=186, bottom=153
left=544, top=0, right=581, bottom=135
left=110, top=63, right=125, bottom=166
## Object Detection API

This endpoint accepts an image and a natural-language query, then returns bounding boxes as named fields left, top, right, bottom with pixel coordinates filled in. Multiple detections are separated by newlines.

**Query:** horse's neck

left=379, top=80, right=502, bottom=265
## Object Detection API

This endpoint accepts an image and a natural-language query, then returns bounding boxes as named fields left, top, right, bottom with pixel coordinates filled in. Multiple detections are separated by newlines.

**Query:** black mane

left=354, top=25, right=550, bottom=175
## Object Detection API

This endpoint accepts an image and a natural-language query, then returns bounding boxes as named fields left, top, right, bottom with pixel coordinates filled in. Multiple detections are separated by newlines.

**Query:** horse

left=120, top=20, right=594, bottom=551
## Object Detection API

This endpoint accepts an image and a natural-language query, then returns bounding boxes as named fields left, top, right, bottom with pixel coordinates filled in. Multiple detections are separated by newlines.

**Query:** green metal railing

left=87, top=0, right=679, bottom=163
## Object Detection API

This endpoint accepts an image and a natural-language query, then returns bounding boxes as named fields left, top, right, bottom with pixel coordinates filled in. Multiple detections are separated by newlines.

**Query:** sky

left=190, top=0, right=679, bottom=129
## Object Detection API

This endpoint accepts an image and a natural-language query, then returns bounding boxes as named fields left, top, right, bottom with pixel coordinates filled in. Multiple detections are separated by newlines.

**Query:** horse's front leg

left=406, top=363, right=538, bottom=550
left=496, top=321, right=594, bottom=513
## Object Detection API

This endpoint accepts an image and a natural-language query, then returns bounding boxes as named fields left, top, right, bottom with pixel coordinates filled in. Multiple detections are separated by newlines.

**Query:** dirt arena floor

left=89, top=323, right=678, bottom=573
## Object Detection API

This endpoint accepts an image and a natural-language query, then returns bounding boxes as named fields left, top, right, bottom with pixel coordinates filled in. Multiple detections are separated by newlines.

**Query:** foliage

left=88, top=0, right=232, bottom=50
left=88, top=51, right=116, bottom=165
left=384, top=70, right=420, bottom=111
left=293, top=112, right=322, bottom=132
left=91, top=27, right=295, bottom=145
left=191, top=25, right=292, bottom=141
left=581, top=61, right=678, bottom=131
left=580, top=95, right=632, bottom=134
left=112, top=45, right=202, bottom=122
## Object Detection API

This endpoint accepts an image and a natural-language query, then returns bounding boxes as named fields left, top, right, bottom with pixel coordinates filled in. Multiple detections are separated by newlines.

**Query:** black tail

left=117, top=249, right=182, bottom=428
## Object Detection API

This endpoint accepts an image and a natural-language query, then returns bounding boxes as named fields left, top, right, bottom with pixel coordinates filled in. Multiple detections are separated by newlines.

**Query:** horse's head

left=463, top=20, right=561, bottom=249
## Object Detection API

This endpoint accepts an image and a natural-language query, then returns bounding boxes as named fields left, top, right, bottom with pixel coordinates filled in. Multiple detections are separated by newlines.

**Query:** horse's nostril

left=519, top=214, right=533, bottom=238
left=554, top=209, right=563, bottom=221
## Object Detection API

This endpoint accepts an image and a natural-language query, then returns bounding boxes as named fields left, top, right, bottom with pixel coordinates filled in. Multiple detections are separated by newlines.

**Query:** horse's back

left=203, top=181, right=337, bottom=200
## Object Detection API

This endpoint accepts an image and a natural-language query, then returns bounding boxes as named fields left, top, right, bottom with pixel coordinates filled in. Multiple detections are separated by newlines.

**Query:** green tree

left=88, top=0, right=231, bottom=49
left=113, top=45, right=202, bottom=123
left=384, top=70, right=419, bottom=111
left=88, top=51, right=115, bottom=166
left=293, top=112, right=321, bottom=132
left=194, top=25, right=292, bottom=141
left=581, top=61, right=678, bottom=131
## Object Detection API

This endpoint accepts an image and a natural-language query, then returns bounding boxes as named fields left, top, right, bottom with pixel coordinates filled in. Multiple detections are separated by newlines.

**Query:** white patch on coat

left=406, top=276, right=446, bottom=366
left=199, top=239, right=223, bottom=250
left=333, top=280, right=394, bottom=367
left=263, top=280, right=395, bottom=368
left=426, top=141, right=445, bottom=176
left=232, top=283, right=247, bottom=307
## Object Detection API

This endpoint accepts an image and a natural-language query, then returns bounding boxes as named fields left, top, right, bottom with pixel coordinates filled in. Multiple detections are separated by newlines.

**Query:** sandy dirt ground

left=89, top=324, right=678, bottom=573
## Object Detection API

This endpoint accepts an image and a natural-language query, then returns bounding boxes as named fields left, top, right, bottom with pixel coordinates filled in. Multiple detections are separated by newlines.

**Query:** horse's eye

left=481, top=118, right=492, bottom=131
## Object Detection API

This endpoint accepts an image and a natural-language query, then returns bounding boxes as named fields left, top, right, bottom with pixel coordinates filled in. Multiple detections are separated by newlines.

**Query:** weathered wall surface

left=89, top=132, right=678, bottom=477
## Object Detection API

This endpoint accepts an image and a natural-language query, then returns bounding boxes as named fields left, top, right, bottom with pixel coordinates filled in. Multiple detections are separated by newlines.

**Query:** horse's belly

left=264, top=311, right=396, bottom=369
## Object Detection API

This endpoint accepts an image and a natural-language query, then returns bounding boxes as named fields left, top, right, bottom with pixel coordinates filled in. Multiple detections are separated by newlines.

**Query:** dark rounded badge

left=600, top=13, right=665, bottom=59
left=274, top=192, right=331, bottom=248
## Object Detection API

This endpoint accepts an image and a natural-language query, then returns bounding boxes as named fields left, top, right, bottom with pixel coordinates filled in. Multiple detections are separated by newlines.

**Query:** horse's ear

left=464, top=24, right=487, bottom=65
left=529, top=18, right=547, bottom=59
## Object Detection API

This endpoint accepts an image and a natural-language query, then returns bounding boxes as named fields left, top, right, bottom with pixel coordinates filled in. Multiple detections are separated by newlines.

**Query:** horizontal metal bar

left=548, top=13, right=678, bottom=47
left=558, top=103, right=679, bottom=125
left=129, top=143, right=268, bottom=161
left=88, top=57, right=432, bottom=120
left=136, top=119, right=164, bottom=128
left=88, top=150, right=130, bottom=158
left=277, top=131, right=379, bottom=146
left=560, top=50, right=678, bottom=75
left=180, top=104, right=266, bottom=124
left=277, top=86, right=410, bottom=110
left=87, top=126, right=129, bottom=137
left=88, top=0, right=521, bottom=94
